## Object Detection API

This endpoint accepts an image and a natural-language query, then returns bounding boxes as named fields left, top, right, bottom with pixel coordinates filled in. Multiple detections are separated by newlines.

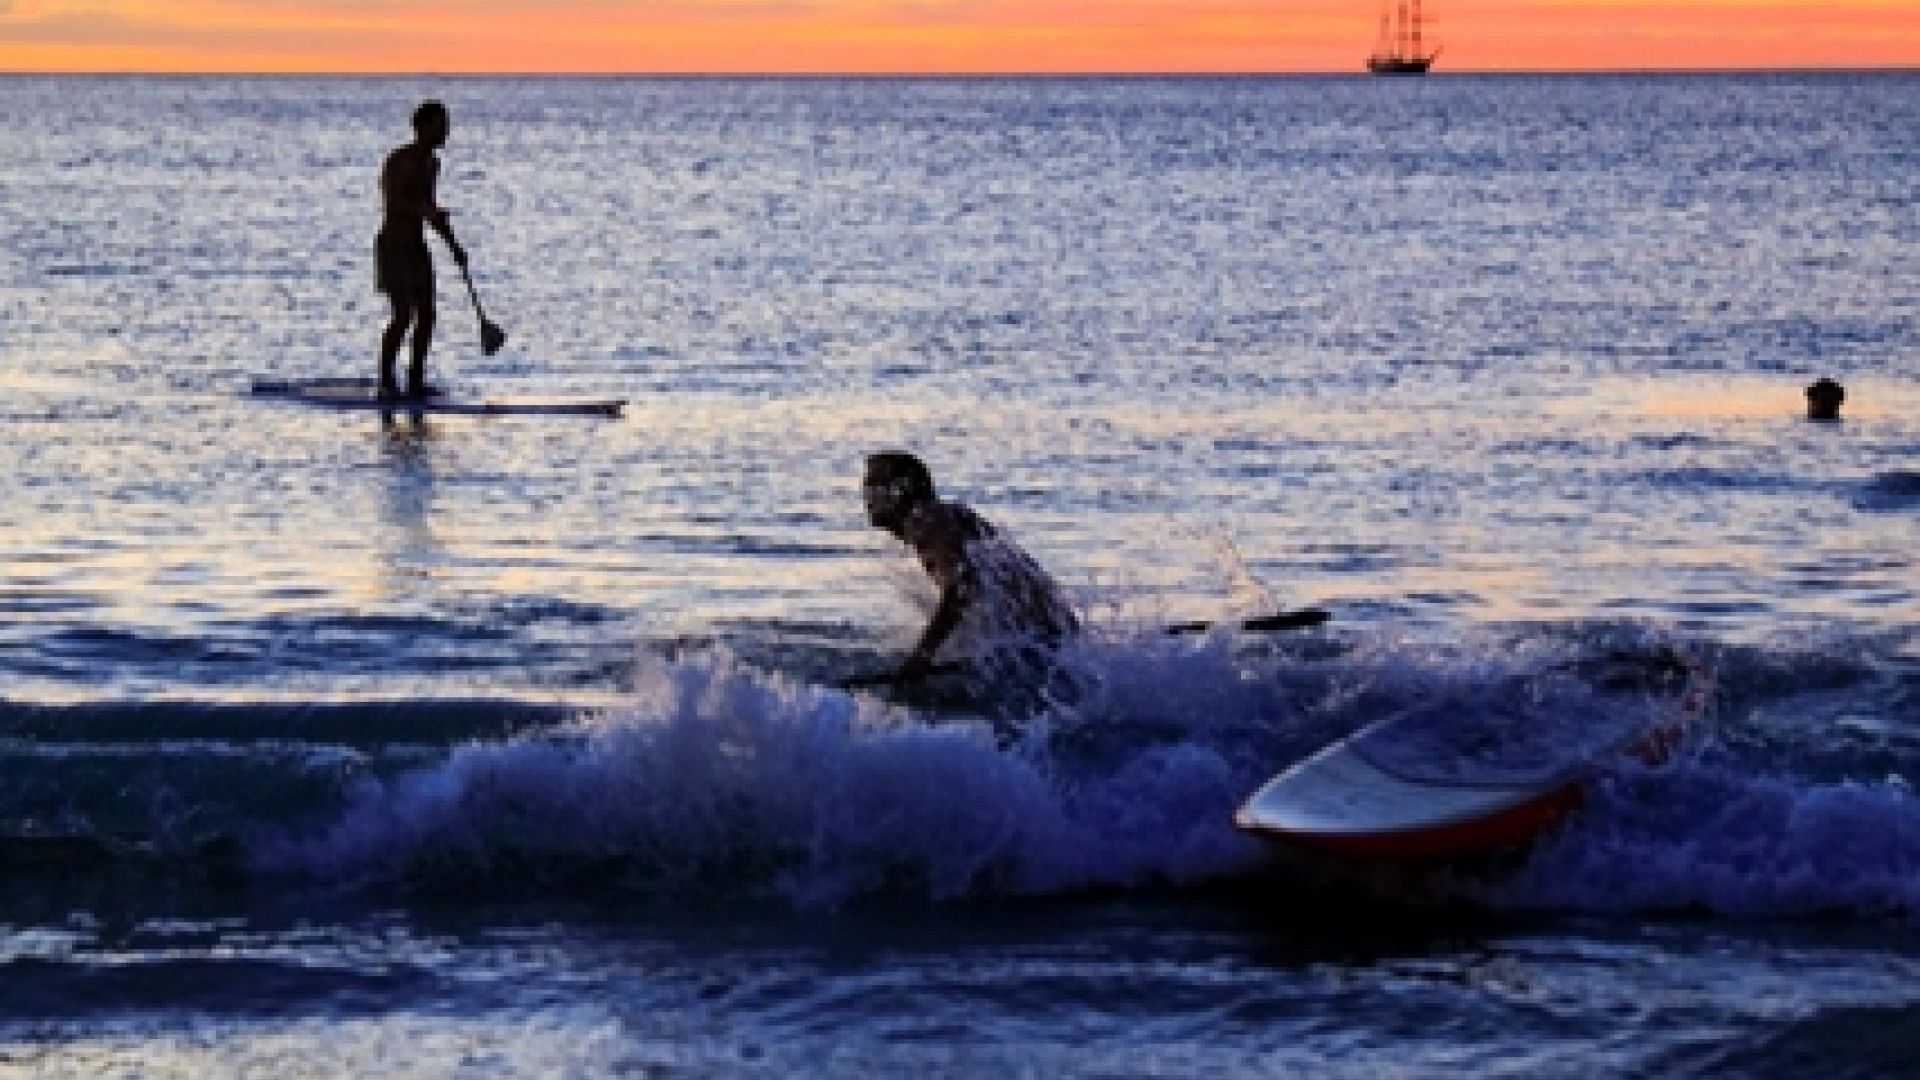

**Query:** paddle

left=841, top=607, right=1331, bottom=689
left=1165, top=607, right=1330, bottom=636
left=461, top=264, right=508, bottom=356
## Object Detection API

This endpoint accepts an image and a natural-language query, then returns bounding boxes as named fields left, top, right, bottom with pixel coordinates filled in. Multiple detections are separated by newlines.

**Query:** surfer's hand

left=895, top=652, right=935, bottom=684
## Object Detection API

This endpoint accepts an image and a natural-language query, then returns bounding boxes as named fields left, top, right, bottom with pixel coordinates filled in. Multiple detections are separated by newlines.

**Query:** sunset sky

left=1, top=0, right=1917, bottom=74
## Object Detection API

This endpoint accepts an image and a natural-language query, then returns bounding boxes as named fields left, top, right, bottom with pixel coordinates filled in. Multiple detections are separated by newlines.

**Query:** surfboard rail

left=1236, top=649, right=1713, bottom=859
left=1234, top=751, right=1585, bottom=858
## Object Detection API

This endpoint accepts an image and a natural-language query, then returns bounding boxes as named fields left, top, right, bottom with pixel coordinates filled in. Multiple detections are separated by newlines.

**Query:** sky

left=0, top=0, right=1917, bottom=73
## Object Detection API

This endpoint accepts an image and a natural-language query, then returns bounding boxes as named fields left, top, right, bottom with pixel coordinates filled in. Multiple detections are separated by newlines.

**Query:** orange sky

left=1, top=0, right=1917, bottom=73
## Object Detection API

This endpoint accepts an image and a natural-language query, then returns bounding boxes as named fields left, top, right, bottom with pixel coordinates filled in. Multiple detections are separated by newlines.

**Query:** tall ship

left=1367, top=0, right=1438, bottom=75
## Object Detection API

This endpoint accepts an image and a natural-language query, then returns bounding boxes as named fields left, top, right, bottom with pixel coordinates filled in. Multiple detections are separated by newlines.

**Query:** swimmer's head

left=1805, top=377, right=1845, bottom=422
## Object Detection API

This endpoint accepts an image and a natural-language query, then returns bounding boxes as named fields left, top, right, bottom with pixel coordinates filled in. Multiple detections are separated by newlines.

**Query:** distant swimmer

left=376, top=100, right=469, bottom=400
left=863, top=452, right=1079, bottom=684
left=1805, top=377, right=1845, bottom=422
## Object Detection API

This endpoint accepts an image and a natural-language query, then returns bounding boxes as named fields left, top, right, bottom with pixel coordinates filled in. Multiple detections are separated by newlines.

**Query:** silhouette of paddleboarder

left=376, top=100, right=468, bottom=400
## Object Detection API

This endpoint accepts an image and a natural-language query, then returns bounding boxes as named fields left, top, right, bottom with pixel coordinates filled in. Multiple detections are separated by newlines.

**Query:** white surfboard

left=252, top=378, right=623, bottom=418
left=1236, top=652, right=1711, bottom=858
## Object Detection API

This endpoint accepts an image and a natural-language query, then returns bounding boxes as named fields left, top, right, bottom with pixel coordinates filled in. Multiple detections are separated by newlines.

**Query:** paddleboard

left=1236, top=650, right=1711, bottom=858
left=252, top=378, right=623, bottom=418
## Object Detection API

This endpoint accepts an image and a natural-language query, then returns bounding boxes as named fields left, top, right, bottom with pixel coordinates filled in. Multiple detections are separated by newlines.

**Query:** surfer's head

left=864, top=452, right=936, bottom=529
left=412, top=100, right=450, bottom=148
left=1805, top=377, right=1844, bottom=422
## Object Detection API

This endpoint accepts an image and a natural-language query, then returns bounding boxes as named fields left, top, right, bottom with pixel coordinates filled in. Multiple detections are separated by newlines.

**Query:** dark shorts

left=375, top=229, right=433, bottom=297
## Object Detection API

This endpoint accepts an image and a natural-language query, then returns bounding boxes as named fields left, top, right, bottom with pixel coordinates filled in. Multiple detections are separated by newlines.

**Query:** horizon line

left=3, top=65, right=1917, bottom=79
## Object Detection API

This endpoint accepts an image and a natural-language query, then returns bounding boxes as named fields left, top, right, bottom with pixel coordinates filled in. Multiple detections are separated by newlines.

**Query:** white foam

left=258, top=628, right=1920, bottom=920
left=259, top=647, right=1270, bottom=906
left=1490, top=756, right=1920, bottom=918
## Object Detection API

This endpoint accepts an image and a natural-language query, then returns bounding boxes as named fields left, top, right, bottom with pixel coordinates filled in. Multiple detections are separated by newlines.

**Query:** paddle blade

left=1164, top=608, right=1330, bottom=636
left=480, top=320, right=507, bottom=356
left=1241, top=608, right=1330, bottom=633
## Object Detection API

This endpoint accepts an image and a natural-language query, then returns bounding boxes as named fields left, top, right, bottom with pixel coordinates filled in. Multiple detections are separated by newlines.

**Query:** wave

left=1856, top=471, right=1920, bottom=512
left=0, top=694, right=585, bottom=856
left=1489, top=756, right=1920, bottom=918
left=8, top=621, right=1919, bottom=921
left=254, top=646, right=1279, bottom=907
left=0, top=695, right=582, bottom=747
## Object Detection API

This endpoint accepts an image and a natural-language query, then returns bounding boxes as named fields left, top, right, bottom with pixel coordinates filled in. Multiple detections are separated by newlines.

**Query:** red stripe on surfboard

left=1237, top=781, right=1585, bottom=859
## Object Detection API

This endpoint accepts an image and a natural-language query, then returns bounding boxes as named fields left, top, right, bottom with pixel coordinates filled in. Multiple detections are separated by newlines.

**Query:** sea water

left=1, top=74, right=1918, bottom=1078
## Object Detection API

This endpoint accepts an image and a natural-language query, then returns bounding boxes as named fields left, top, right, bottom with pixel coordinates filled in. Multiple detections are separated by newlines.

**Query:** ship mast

left=1368, top=0, right=1435, bottom=71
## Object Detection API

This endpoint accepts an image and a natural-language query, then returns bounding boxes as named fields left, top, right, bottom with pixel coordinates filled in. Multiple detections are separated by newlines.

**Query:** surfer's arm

left=899, top=581, right=968, bottom=681
left=896, top=523, right=973, bottom=681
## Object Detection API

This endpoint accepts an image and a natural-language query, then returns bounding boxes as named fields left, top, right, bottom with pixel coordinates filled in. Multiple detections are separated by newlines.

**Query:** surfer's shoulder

left=901, top=501, right=978, bottom=579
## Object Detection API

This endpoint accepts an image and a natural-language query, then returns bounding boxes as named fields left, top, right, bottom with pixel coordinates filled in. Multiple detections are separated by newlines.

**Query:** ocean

left=1, top=73, right=1917, bottom=1077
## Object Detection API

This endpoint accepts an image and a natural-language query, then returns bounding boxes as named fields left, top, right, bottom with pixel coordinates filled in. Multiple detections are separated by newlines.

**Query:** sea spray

left=248, top=624, right=1920, bottom=919
left=258, top=649, right=1271, bottom=905
left=1488, top=758, right=1920, bottom=918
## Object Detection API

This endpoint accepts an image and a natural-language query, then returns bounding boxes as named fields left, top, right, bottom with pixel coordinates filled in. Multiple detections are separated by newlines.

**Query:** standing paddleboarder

left=376, top=100, right=469, bottom=400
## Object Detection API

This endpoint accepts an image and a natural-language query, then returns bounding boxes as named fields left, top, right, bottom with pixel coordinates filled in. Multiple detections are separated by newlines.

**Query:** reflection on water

left=377, top=414, right=441, bottom=590
left=0, top=77, right=1918, bottom=1080
left=0, top=76, right=1916, bottom=702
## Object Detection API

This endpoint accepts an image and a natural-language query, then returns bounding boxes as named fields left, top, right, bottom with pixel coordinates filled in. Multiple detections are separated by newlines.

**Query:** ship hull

left=1367, top=56, right=1434, bottom=75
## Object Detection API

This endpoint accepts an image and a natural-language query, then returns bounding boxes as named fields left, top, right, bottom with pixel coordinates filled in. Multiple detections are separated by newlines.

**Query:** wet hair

left=1805, top=377, right=1845, bottom=421
left=866, top=452, right=936, bottom=503
left=412, top=100, right=449, bottom=135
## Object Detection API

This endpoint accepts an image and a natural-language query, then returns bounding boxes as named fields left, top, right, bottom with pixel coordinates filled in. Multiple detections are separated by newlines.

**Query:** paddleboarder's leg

left=378, top=291, right=411, bottom=398
left=376, top=227, right=436, bottom=398
left=406, top=292, right=436, bottom=398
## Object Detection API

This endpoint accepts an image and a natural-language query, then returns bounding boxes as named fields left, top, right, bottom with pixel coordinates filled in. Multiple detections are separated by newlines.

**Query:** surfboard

left=251, top=378, right=624, bottom=418
left=1236, top=651, right=1711, bottom=858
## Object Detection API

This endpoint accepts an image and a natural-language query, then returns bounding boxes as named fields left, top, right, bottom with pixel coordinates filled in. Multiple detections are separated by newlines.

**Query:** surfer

left=376, top=100, right=468, bottom=400
left=863, top=452, right=1079, bottom=684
